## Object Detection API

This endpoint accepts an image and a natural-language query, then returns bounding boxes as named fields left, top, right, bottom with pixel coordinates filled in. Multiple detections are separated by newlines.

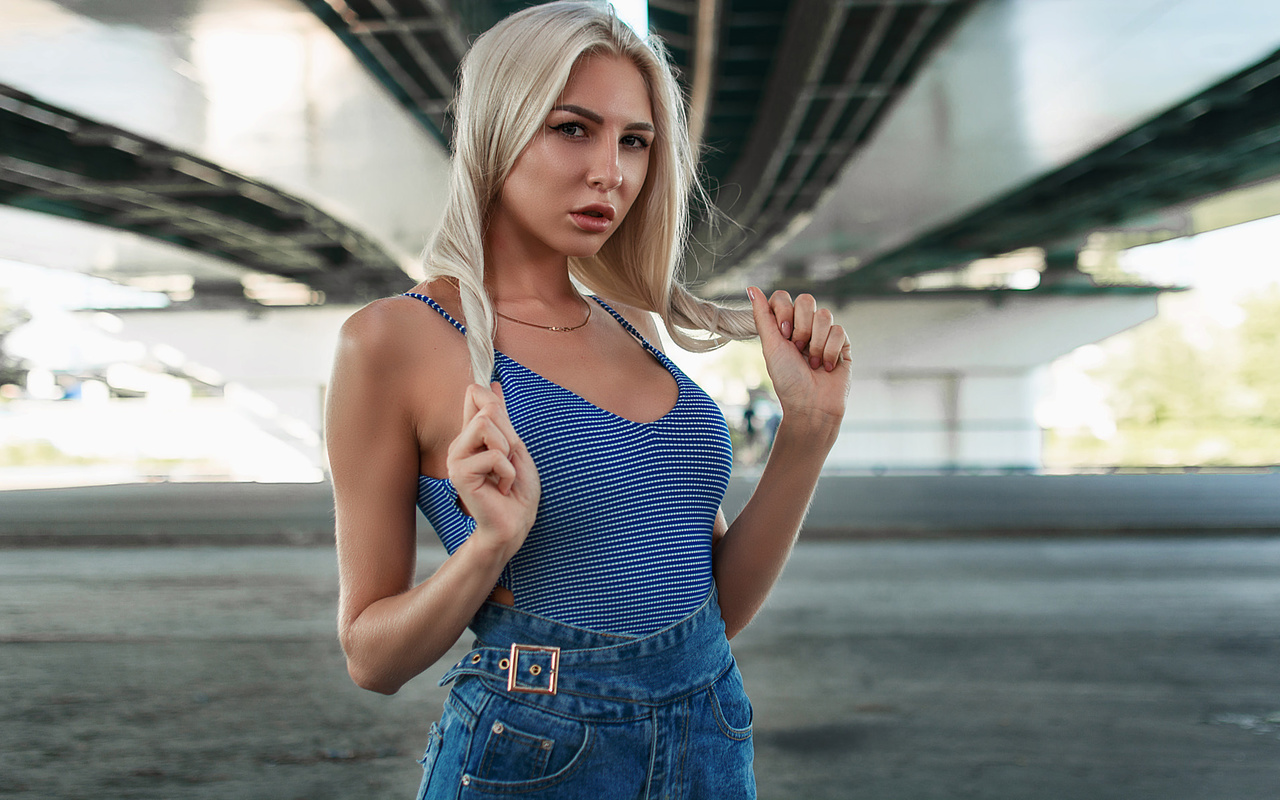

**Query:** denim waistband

left=438, top=588, right=734, bottom=715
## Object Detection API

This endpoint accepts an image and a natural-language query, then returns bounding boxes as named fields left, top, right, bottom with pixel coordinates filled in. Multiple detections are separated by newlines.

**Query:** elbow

left=715, top=588, right=759, bottom=641
left=346, top=657, right=404, bottom=695
left=719, top=604, right=752, bottom=640
left=339, top=623, right=405, bottom=695
left=722, top=617, right=748, bottom=641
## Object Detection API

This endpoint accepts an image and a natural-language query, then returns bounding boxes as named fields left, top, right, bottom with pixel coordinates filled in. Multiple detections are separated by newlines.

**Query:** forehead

left=559, top=53, right=653, bottom=124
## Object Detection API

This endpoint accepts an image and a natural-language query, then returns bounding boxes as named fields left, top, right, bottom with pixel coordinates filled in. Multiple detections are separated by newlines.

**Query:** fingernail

left=824, top=361, right=834, bottom=372
left=810, top=356, right=820, bottom=369
left=795, top=340, right=804, bottom=351
left=781, top=321, right=791, bottom=337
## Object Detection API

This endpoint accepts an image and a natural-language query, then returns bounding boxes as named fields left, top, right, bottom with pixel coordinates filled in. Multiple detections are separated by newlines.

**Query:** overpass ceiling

left=0, top=0, right=979, bottom=304
left=659, top=0, right=978, bottom=275
left=0, top=82, right=408, bottom=304
left=8, top=0, right=1273, bottom=307
left=298, top=0, right=470, bottom=146
left=304, top=0, right=980, bottom=274
left=819, top=46, right=1280, bottom=297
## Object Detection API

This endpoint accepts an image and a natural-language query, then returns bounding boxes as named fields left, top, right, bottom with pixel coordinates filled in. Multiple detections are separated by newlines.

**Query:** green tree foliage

left=1234, top=287, right=1280, bottom=421
left=1048, top=287, right=1280, bottom=467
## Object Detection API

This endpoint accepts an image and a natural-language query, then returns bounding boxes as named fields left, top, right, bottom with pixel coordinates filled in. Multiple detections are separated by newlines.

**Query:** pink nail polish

left=781, top=321, right=791, bottom=337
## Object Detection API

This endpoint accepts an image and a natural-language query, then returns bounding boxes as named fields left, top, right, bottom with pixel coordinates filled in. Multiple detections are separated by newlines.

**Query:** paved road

left=4, top=472, right=1280, bottom=546
left=3, top=538, right=1279, bottom=799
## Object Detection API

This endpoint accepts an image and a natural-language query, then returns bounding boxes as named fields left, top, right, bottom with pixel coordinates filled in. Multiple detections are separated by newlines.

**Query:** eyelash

left=550, top=122, right=651, bottom=150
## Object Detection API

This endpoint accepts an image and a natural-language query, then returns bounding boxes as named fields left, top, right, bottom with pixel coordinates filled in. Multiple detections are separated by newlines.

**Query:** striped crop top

left=405, top=292, right=733, bottom=637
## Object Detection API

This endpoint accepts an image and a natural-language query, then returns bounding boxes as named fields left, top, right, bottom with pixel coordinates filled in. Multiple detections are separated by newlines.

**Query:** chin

left=561, top=237, right=613, bottom=260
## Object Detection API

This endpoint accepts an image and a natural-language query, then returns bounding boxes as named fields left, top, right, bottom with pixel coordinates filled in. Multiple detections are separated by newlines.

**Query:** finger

left=791, top=293, right=817, bottom=354
left=448, top=414, right=511, bottom=461
left=747, top=286, right=786, bottom=348
left=451, top=450, right=517, bottom=495
left=465, top=383, right=516, bottom=452
left=485, top=381, right=537, bottom=497
left=475, top=415, right=513, bottom=459
left=462, top=382, right=497, bottom=427
left=768, top=289, right=794, bottom=340
left=487, top=381, right=528, bottom=459
left=491, top=450, right=516, bottom=495
left=808, top=307, right=833, bottom=370
left=822, top=324, right=848, bottom=372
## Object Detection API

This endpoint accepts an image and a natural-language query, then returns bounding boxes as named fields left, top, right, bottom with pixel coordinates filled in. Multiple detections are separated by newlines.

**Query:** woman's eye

left=553, top=122, right=586, bottom=137
left=622, top=134, right=651, bottom=150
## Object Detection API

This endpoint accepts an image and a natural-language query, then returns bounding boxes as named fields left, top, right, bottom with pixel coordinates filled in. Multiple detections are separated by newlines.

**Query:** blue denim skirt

left=414, top=588, right=756, bottom=799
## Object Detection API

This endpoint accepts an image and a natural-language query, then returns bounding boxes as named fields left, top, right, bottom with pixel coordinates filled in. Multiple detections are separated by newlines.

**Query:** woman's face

left=489, top=53, right=654, bottom=263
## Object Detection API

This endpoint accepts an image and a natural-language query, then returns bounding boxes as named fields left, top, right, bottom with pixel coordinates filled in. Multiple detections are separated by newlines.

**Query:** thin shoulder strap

left=589, top=296, right=666, bottom=361
left=403, top=292, right=467, bottom=336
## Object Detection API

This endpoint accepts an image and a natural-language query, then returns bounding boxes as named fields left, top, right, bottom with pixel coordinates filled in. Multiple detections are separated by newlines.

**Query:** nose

left=588, top=143, right=623, bottom=192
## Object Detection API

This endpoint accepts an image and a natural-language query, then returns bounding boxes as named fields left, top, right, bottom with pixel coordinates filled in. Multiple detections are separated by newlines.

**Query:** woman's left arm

left=712, top=286, right=852, bottom=638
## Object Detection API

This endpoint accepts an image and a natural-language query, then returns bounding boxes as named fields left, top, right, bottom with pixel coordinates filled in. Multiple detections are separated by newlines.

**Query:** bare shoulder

left=600, top=296, right=667, bottom=353
left=336, top=291, right=468, bottom=373
left=331, top=290, right=471, bottom=428
left=335, top=296, right=414, bottom=367
left=328, top=287, right=473, bottom=480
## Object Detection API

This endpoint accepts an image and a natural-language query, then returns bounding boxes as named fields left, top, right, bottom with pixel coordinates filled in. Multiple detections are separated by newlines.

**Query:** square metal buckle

left=505, top=643, right=560, bottom=695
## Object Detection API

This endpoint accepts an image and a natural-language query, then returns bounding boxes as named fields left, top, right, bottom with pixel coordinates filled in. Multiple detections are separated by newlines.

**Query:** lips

left=570, top=203, right=616, bottom=233
left=574, top=203, right=615, bottom=220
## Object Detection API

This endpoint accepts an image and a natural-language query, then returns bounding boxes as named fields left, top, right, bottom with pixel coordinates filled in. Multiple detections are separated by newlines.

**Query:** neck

left=483, top=234, right=578, bottom=306
left=485, top=266, right=579, bottom=305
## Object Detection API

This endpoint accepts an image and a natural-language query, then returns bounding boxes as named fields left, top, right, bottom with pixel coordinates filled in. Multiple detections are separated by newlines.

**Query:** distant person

left=324, top=3, right=850, bottom=797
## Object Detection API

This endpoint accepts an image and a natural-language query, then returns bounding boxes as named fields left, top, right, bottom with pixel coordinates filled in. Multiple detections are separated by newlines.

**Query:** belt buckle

left=505, top=643, right=560, bottom=695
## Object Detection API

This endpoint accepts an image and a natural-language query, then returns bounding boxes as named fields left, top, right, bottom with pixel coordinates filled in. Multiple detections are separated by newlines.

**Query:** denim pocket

left=708, top=664, right=754, bottom=741
left=478, top=717, right=553, bottom=780
left=414, top=722, right=444, bottom=800
left=462, top=693, right=593, bottom=794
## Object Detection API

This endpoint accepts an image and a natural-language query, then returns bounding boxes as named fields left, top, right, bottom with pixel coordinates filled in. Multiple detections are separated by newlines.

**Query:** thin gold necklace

left=494, top=296, right=592, bottom=332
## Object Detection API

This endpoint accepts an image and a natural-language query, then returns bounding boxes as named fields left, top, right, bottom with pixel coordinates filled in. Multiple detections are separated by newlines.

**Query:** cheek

left=511, top=138, right=562, bottom=191
left=624, top=156, right=651, bottom=203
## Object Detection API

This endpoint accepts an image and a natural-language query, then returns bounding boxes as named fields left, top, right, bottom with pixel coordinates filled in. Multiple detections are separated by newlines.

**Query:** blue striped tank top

left=405, top=292, right=733, bottom=636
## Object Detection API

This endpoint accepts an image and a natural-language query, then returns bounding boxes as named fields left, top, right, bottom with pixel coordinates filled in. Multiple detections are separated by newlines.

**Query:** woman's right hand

left=447, top=381, right=540, bottom=560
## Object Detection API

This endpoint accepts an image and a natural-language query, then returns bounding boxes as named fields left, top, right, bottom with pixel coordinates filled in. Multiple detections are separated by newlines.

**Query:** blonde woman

left=325, top=2, right=851, bottom=797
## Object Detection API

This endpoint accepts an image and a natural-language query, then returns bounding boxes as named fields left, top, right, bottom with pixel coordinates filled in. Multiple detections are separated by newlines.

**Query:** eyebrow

left=552, top=104, right=655, bottom=133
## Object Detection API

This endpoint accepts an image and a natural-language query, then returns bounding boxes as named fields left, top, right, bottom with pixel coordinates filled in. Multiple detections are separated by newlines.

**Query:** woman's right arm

left=326, top=302, right=538, bottom=694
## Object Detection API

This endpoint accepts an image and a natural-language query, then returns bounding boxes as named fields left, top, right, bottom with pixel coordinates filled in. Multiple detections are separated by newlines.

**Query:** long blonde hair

left=421, top=0, right=755, bottom=384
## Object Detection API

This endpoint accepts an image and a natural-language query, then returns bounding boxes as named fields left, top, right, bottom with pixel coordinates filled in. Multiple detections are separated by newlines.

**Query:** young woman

left=325, top=3, right=851, bottom=797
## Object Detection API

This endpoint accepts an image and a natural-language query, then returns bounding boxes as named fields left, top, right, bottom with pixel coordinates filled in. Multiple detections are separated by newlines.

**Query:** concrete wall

left=828, top=292, right=1159, bottom=470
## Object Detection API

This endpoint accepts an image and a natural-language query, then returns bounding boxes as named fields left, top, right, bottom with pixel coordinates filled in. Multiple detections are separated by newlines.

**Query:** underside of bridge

left=0, top=82, right=408, bottom=303
left=2, top=0, right=1280, bottom=307
left=0, top=0, right=978, bottom=305
left=817, top=46, right=1280, bottom=298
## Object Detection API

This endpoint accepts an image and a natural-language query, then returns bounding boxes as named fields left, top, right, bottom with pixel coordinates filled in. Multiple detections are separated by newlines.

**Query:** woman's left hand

left=747, top=286, right=852, bottom=432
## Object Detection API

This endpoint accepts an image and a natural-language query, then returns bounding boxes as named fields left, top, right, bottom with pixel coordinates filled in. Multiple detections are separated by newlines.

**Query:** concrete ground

left=4, top=472, right=1279, bottom=546
left=2, top=537, right=1279, bottom=799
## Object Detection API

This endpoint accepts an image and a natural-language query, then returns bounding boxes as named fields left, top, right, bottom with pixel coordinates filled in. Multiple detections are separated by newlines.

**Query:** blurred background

left=2, top=0, right=1280, bottom=488
left=3, top=3, right=1280, bottom=800
left=1, top=0, right=1278, bottom=490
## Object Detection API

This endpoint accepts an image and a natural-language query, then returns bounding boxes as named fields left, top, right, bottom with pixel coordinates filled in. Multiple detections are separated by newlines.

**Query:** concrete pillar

left=830, top=292, right=1159, bottom=471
